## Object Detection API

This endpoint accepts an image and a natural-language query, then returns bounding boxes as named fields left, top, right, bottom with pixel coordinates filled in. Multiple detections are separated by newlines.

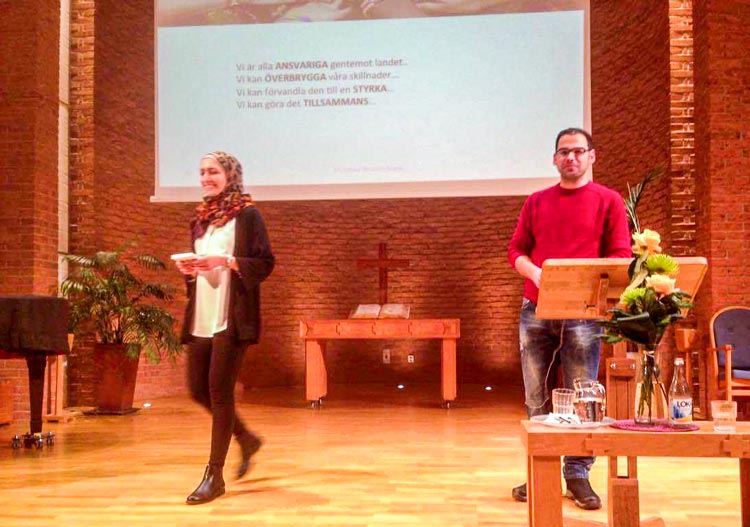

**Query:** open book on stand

left=349, top=304, right=410, bottom=319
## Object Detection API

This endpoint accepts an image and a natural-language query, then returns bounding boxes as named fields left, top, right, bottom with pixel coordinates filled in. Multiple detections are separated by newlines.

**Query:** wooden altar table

left=299, top=319, right=460, bottom=407
left=521, top=420, right=750, bottom=527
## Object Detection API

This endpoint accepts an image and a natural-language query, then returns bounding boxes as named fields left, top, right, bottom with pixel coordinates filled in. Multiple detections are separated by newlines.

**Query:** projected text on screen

left=155, top=1, right=589, bottom=201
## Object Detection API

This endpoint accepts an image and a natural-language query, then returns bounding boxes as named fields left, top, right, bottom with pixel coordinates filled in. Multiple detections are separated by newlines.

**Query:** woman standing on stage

left=174, top=151, right=275, bottom=505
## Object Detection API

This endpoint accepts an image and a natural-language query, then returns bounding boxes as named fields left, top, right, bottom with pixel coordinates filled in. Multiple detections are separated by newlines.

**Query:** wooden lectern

left=536, top=256, right=707, bottom=419
left=536, top=257, right=708, bottom=320
left=529, top=257, right=708, bottom=527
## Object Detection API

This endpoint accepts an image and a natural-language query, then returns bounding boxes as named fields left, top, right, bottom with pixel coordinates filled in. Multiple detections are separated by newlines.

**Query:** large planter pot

left=95, top=343, right=140, bottom=414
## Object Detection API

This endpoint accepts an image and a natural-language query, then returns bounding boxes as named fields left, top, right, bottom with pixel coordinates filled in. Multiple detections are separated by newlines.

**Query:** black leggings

left=187, top=331, right=254, bottom=468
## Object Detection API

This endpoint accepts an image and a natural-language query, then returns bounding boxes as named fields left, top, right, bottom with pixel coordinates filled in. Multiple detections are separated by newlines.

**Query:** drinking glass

left=552, top=388, right=575, bottom=415
left=711, top=400, right=737, bottom=432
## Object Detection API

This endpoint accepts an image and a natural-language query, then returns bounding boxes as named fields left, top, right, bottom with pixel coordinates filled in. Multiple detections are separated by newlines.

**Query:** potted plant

left=599, top=169, right=693, bottom=424
left=60, top=242, right=181, bottom=413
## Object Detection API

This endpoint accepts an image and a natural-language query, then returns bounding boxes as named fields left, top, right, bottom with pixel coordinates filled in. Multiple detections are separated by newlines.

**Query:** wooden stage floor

left=0, top=383, right=744, bottom=527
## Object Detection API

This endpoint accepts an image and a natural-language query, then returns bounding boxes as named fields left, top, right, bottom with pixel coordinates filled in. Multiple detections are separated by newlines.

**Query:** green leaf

left=59, top=241, right=182, bottom=363
left=623, top=167, right=662, bottom=234
left=605, top=312, right=657, bottom=348
left=625, top=267, right=649, bottom=292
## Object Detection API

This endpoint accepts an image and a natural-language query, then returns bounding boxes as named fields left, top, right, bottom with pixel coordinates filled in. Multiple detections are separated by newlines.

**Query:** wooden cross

left=356, top=243, right=410, bottom=305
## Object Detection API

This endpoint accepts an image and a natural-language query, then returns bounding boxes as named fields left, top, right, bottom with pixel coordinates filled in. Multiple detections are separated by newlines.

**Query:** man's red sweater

left=507, top=181, right=632, bottom=303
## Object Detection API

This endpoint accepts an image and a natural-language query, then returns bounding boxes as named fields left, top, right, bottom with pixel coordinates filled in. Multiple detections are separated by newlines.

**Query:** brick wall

left=693, top=0, right=750, bottom=340
left=0, top=0, right=60, bottom=295
left=590, top=1, right=672, bottom=241
left=59, top=0, right=678, bottom=404
left=0, top=0, right=61, bottom=420
left=251, top=197, right=526, bottom=388
left=67, top=0, right=190, bottom=405
left=12, top=1, right=742, bottom=414
left=66, top=0, right=98, bottom=405
left=669, top=0, right=697, bottom=258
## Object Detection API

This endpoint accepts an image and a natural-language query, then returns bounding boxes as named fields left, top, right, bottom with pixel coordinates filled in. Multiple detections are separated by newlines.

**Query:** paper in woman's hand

left=170, top=252, right=198, bottom=261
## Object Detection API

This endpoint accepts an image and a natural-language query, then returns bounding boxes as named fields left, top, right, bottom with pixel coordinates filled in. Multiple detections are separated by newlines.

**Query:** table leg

left=305, top=340, right=327, bottom=403
left=528, top=455, right=562, bottom=527
left=441, top=338, right=456, bottom=402
left=607, top=456, right=640, bottom=527
left=741, top=458, right=750, bottom=527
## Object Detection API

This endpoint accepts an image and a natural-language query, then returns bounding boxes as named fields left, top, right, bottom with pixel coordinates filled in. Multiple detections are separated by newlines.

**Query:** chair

left=706, top=306, right=750, bottom=406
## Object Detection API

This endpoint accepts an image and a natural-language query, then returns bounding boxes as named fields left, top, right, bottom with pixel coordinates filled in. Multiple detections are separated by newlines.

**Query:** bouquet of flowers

left=600, top=229, right=692, bottom=350
left=599, top=229, right=693, bottom=423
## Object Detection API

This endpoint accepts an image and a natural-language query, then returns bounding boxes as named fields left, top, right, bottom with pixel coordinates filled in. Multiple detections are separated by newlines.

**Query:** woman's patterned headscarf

left=191, top=151, right=255, bottom=239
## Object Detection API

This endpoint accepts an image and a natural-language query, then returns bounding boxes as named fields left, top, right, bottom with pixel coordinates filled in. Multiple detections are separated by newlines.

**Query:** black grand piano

left=0, top=295, right=69, bottom=448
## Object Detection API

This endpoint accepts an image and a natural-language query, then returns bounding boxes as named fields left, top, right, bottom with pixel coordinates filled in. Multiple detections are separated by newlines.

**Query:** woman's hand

left=193, top=255, right=230, bottom=271
left=175, top=258, right=198, bottom=276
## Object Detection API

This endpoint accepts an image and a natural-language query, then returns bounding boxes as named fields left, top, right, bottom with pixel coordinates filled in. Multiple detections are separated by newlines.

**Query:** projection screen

left=154, top=0, right=590, bottom=202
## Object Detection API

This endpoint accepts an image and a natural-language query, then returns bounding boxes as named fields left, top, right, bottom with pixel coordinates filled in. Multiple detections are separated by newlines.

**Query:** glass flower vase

left=634, top=349, right=668, bottom=424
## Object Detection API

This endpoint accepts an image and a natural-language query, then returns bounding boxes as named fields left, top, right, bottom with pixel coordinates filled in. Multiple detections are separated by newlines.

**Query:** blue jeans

left=519, top=298, right=601, bottom=480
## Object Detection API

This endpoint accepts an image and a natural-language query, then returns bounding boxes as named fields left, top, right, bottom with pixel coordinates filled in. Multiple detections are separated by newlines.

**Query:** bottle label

left=669, top=397, right=693, bottom=423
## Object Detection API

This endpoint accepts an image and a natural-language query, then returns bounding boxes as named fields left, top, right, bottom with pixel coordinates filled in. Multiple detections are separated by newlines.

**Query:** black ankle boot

left=236, top=434, right=263, bottom=479
left=565, top=478, right=601, bottom=510
left=511, top=483, right=527, bottom=502
left=186, top=465, right=225, bottom=505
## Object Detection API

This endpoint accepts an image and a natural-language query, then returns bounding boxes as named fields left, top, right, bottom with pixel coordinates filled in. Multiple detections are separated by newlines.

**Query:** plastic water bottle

left=668, top=357, right=693, bottom=425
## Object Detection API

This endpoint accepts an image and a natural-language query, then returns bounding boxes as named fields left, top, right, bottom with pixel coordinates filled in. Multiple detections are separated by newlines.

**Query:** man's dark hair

left=555, top=128, right=594, bottom=150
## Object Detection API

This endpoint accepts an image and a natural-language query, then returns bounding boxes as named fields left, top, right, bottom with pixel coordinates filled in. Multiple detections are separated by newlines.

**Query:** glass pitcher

left=573, top=378, right=606, bottom=422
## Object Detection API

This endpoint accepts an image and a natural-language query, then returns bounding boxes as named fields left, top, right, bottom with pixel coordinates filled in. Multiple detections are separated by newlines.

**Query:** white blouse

left=191, top=219, right=236, bottom=338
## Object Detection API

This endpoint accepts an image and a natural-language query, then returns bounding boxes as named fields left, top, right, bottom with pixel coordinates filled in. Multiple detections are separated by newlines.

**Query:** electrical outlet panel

left=382, top=349, right=391, bottom=364
left=407, top=354, right=415, bottom=363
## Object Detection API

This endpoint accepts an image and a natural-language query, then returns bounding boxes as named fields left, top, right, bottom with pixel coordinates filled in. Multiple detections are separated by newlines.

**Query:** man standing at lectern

left=507, top=128, right=631, bottom=509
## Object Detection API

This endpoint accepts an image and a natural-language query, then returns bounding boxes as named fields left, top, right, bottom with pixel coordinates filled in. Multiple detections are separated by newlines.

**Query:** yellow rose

left=632, top=229, right=662, bottom=256
left=646, top=274, right=675, bottom=295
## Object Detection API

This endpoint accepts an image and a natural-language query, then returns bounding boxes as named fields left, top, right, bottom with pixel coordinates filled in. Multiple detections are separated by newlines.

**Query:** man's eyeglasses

left=555, top=147, right=591, bottom=158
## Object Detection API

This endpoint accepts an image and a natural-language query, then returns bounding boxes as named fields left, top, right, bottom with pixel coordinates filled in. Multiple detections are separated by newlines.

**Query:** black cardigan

left=180, top=206, right=275, bottom=345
